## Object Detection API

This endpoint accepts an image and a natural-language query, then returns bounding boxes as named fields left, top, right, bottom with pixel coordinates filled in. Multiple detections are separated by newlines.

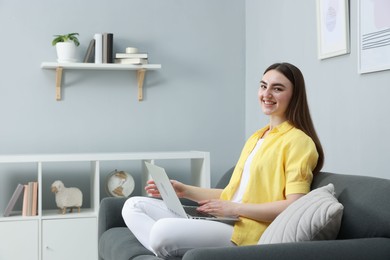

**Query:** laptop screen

left=145, top=162, right=188, bottom=218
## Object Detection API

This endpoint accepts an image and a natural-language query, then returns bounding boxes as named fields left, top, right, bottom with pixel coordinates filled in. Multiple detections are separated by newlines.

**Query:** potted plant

left=52, top=33, right=80, bottom=63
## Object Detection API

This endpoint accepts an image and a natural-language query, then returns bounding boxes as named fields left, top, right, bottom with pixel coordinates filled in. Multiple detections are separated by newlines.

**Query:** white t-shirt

left=231, top=138, right=264, bottom=203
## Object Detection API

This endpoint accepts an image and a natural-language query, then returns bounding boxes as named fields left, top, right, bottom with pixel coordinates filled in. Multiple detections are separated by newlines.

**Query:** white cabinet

left=42, top=218, right=97, bottom=260
left=0, top=151, right=210, bottom=260
left=0, top=220, right=39, bottom=260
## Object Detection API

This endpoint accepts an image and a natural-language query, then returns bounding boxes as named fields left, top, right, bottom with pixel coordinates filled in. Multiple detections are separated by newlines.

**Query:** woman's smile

left=262, top=99, right=276, bottom=105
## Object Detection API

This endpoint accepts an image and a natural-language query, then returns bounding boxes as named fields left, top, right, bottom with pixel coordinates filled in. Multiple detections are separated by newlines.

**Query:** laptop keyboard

left=184, top=206, right=215, bottom=218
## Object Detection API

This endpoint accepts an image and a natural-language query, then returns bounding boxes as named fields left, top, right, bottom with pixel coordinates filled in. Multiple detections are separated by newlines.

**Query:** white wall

left=245, top=0, right=390, bottom=179
left=0, top=0, right=246, bottom=190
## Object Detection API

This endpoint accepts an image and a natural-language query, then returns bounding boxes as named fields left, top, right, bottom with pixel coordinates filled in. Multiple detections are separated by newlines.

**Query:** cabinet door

left=0, top=220, right=39, bottom=260
left=42, top=218, right=97, bottom=260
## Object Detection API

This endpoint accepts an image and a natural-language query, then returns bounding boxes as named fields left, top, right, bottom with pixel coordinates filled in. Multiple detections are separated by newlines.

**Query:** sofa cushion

left=258, top=183, right=343, bottom=244
left=99, top=227, right=159, bottom=260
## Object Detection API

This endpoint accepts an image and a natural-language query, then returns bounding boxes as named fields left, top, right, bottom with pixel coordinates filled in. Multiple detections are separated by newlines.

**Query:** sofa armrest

left=183, top=238, right=390, bottom=260
left=98, top=197, right=128, bottom=239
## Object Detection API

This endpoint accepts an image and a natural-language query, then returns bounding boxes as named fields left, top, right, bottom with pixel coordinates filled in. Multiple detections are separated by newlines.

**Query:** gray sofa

left=98, top=168, right=390, bottom=260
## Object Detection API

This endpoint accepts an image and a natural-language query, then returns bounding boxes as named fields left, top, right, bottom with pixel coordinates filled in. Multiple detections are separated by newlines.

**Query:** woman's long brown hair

left=264, top=62, right=324, bottom=174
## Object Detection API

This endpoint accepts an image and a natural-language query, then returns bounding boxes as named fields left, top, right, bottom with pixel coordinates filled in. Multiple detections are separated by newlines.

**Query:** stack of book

left=83, top=32, right=114, bottom=64
left=3, top=182, right=38, bottom=217
left=114, top=51, right=148, bottom=65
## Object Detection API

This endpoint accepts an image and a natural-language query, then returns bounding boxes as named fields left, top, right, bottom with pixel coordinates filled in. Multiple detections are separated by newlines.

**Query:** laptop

left=145, top=162, right=239, bottom=225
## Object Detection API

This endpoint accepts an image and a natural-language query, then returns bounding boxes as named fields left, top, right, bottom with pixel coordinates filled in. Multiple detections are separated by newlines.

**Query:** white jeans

left=122, top=196, right=235, bottom=259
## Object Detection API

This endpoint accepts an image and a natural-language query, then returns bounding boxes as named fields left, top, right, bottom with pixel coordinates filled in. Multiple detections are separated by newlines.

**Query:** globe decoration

left=105, top=170, right=135, bottom=197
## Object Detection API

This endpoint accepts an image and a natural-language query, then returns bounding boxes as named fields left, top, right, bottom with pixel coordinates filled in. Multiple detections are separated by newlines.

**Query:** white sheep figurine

left=51, top=180, right=83, bottom=214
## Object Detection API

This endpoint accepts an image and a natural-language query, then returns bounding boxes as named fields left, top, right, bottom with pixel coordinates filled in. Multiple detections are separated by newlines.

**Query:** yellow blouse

left=220, top=121, right=318, bottom=245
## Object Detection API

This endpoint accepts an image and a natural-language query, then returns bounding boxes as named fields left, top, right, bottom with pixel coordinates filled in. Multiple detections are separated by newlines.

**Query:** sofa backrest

left=215, top=167, right=235, bottom=189
left=312, top=172, right=390, bottom=240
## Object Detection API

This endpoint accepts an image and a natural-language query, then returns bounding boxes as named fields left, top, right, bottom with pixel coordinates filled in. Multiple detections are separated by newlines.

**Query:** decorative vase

left=55, top=42, right=77, bottom=63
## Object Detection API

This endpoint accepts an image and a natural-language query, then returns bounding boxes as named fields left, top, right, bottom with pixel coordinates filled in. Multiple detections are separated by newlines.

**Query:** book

left=31, top=182, right=38, bottom=216
left=94, top=33, right=103, bottom=64
left=3, top=184, right=24, bottom=217
left=27, top=182, right=34, bottom=216
left=103, top=33, right=114, bottom=63
left=83, top=39, right=95, bottom=63
left=22, top=184, right=28, bottom=216
left=115, top=53, right=148, bottom=59
left=114, top=58, right=148, bottom=65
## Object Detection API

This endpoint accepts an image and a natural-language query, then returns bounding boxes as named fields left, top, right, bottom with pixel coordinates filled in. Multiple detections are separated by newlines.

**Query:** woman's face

left=258, top=69, right=293, bottom=121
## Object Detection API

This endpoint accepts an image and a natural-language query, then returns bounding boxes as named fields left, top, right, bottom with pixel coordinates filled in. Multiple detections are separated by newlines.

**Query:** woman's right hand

left=145, top=179, right=187, bottom=198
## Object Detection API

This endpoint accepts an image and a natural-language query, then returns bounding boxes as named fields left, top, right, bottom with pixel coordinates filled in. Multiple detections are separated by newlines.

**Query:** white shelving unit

left=41, top=62, right=162, bottom=101
left=0, top=151, right=209, bottom=260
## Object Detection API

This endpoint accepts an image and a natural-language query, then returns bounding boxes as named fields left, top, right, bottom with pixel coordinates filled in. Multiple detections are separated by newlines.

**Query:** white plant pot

left=55, top=42, right=77, bottom=63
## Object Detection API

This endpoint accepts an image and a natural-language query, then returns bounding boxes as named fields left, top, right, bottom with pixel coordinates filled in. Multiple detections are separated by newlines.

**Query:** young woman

left=122, top=62, right=324, bottom=258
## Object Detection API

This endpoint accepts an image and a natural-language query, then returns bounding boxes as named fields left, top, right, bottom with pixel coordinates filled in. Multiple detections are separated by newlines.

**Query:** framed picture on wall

left=316, top=0, right=350, bottom=60
left=358, top=0, right=390, bottom=74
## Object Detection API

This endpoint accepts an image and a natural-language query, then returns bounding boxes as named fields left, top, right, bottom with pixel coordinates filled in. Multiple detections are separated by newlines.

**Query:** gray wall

left=246, top=0, right=390, bottom=179
left=1, top=0, right=388, bottom=209
left=0, top=0, right=246, bottom=198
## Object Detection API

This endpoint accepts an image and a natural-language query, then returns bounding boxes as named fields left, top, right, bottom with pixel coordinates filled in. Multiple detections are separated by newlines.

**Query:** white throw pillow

left=258, top=183, right=344, bottom=244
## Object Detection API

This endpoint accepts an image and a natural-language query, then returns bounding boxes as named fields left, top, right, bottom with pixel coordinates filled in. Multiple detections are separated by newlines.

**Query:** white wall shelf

left=0, top=151, right=209, bottom=260
left=41, top=62, right=162, bottom=101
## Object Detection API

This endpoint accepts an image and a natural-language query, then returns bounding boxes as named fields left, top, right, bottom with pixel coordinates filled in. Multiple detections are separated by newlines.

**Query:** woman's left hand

left=197, top=199, right=239, bottom=217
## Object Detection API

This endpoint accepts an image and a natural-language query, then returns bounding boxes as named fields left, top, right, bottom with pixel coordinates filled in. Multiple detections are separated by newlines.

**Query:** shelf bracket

left=55, top=67, right=63, bottom=101
left=137, top=69, right=146, bottom=101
